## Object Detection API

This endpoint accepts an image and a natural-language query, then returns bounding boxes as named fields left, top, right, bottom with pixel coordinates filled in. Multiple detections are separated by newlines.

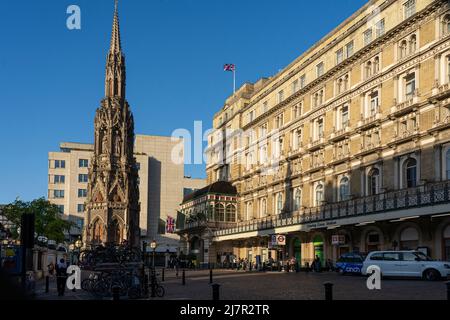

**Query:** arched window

left=443, top=14, right=450, bottom=35
left=111, top=219, right=122, bottom=244
left=260, top=198, right=267, bottom=217
left=399, top=40, right=408, bottom=58
left=446, top=149, right=450, bottom=180
left=226, top=205, right=236, bottom=222
left=246, top=202, right=253, bottom=220
left=337, top=79, right=343, bottom=94
left=366, top=61, right=372, bottom=78
left=277, top=193, right=283, bottom=214
left=400, top=227, right=419, bottom=250
left=373, top=57, right=380, bottom=74
left=315, top=184, right=324, bottom=207
left=339, top=177, right=350, bottom=201
left=92, top=219, right=103, bottom=244
left=294, top=189, right=302, bottom=211
left=409, top=34, right=417, bottom=54
left=344, top=75, right=349, bottom=91
left=368, top=168, right=381, bottom=195
left=404, top=158, right=417, bottom=188
left=216, top=204, right=225, bottom=222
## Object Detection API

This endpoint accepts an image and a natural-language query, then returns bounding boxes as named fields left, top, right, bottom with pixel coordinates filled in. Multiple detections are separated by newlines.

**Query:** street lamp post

left=149, top=240, right=157, bottom=298
left=150, top=240, right=157, bottom=270
left=74, top=238, right=83, bottom=265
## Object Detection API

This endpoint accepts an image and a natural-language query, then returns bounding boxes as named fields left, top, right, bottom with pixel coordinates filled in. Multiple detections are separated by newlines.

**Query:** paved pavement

left=33, top=269, right=449, bottom=300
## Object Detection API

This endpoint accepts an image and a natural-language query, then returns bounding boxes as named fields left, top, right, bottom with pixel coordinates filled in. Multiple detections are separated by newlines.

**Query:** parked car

left=361, top=251, right=450, bottom=281
left=335, top=252, right=367, bottom=275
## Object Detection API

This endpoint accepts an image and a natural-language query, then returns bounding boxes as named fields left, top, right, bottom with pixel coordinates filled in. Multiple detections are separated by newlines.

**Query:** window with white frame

left=341, top=105, right=349, bottom=129
left=404, top=0, right=416, bottom=19
left=364, top=29, right=373, bottom=46
left=292, top=79, right=299, bottom=94
left=292, top=128, right=302, bottom=149
left=259, top=145, right=268, bottom=165
left=409, top=34, right=417, bottom=54
left=369, top=91, right=379, bottom=116
left=365, top=60, right=372, bottom=79
left=336, top=48, right=344, bottom=65
left=336, top=74, right=349, bottom=94
left=275, top=113, right=284, bottom=128
left=368, top=167, right=381, bottom=195
left=399, top=39, right=408, bottom=59
left=277, top=90, right=285, bottom=104
left=315, top=184, right=324, bottom=206
left=312, top=89, right=324, bottom=108
left=373, top=56, right=380, bottom=74
left=346, top=41, right=354, bottom=58
left=260, top=123, right=268, bottom=137
left=294, top=188, right=302, bottom=211
left=446, top=149, right=450, bottom=179
left=276, top=193, right=283, bottom=214
left=404, top=158, right=418, bottom=188
left=260, top=198, right=267, bottom=217
left=246, top=202, right=253, bottom=220
left=339, top=176, right=350, bottom=201
left=316, top=62, right=324, bottom=78
left=262, top=101, right=268, bottom=113
left=316, top=118, right=324, bottom=139
left=376, top=19, right=385, bottom=38
left=300, top=75, right=306, bottom=88
left=447, top=56, right=450, bottom=83
left=405, top=73, right=416, bottom=100
left=442, top=14, right=450, bottom=36
left=293, top=102, right=302, bottom=119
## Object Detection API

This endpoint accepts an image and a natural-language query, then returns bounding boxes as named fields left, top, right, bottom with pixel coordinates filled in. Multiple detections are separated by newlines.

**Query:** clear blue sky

left=0, top=0, right=368, bottom=203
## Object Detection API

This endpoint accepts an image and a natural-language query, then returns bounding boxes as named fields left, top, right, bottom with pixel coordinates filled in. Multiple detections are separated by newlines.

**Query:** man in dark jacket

left=55, top=258, right=67, bottom=296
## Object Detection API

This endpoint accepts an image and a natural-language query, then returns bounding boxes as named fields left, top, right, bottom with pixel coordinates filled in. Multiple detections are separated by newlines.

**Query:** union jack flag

left=223, top=64, right=235, bottom=72
left=166, top=216, right=175, bottom=233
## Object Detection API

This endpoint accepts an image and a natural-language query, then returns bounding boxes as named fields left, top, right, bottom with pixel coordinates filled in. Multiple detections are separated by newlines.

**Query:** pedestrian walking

left=55, top=258, right=68, bottom=296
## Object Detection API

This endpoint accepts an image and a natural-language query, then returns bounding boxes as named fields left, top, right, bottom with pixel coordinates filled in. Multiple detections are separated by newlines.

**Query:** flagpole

left=233, top=67, right=236, bottom=94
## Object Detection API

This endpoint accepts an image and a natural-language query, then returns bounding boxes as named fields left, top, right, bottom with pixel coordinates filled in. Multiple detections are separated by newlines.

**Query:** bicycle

left=148, top=273, right=165, bottom=297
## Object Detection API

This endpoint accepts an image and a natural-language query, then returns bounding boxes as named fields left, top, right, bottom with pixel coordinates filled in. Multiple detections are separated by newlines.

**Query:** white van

left=361, top=251, right=450, bottom=281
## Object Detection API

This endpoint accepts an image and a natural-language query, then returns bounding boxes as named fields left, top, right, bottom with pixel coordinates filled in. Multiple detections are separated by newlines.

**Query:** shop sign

left=270, top=234, right=286, bottom=246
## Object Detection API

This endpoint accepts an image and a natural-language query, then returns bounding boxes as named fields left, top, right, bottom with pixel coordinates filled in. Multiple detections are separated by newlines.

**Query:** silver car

left=361, top=251, right=450, bottom=281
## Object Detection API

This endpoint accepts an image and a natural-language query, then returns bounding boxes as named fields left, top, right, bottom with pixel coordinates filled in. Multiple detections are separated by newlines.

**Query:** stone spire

left=105, top=0, right=126, bottom=99
left=84, top=0, right=140, bottom=248
left=110, top=0, right=122, bottom=54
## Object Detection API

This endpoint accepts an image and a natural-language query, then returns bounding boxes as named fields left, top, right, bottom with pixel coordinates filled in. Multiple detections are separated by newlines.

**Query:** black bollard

left=144, top=273, right=149, bottom=296
left=162, top=268, right=165, bottom=282
left=182, top=270, right=186, bottom=285
left=324, top=282, right=333, bottom=301
left=446, top=281, right=450, bottom=301
left=45, top=276, right=49, bottom=293
left=212, top=283, right=220, bottom=301
left=209, top=268, right=213, bottom=284
left=150, top=274, right=156, bottom=298
left=112, top=286, right=120, bottom=301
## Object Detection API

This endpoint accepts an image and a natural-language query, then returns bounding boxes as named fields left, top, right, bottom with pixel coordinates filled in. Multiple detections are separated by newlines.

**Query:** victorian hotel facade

left=179, top=0, right=450, bottom=267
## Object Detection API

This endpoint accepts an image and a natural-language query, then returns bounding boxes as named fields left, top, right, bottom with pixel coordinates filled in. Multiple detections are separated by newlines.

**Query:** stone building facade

left=187, top=0, right=450, bottom=266
left=48, top=137, right=205, bottom=252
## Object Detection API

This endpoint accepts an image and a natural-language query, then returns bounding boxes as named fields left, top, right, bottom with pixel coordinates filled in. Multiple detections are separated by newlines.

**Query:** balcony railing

left=213, top=180, right=450, bottom=237
left=330, top=124, right=351, bottom=142
left=307, top=136, right=325, bottom=151
left=390, top=90, right=419, bottom=117
left=356, top=112, right=381, bottom=131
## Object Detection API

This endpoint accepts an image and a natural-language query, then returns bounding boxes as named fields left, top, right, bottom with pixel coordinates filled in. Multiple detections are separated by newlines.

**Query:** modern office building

left=178, top=0, right=450, bottom=266
left=48, top=135, right=205, bottom=253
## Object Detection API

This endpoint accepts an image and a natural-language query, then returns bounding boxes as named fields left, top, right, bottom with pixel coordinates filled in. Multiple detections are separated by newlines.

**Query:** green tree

left=2, top=198, right=74, bottom=243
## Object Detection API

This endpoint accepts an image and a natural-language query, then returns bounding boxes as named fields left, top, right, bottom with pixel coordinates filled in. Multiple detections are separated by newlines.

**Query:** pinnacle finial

left=109, top=0, right=122, bottom=54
